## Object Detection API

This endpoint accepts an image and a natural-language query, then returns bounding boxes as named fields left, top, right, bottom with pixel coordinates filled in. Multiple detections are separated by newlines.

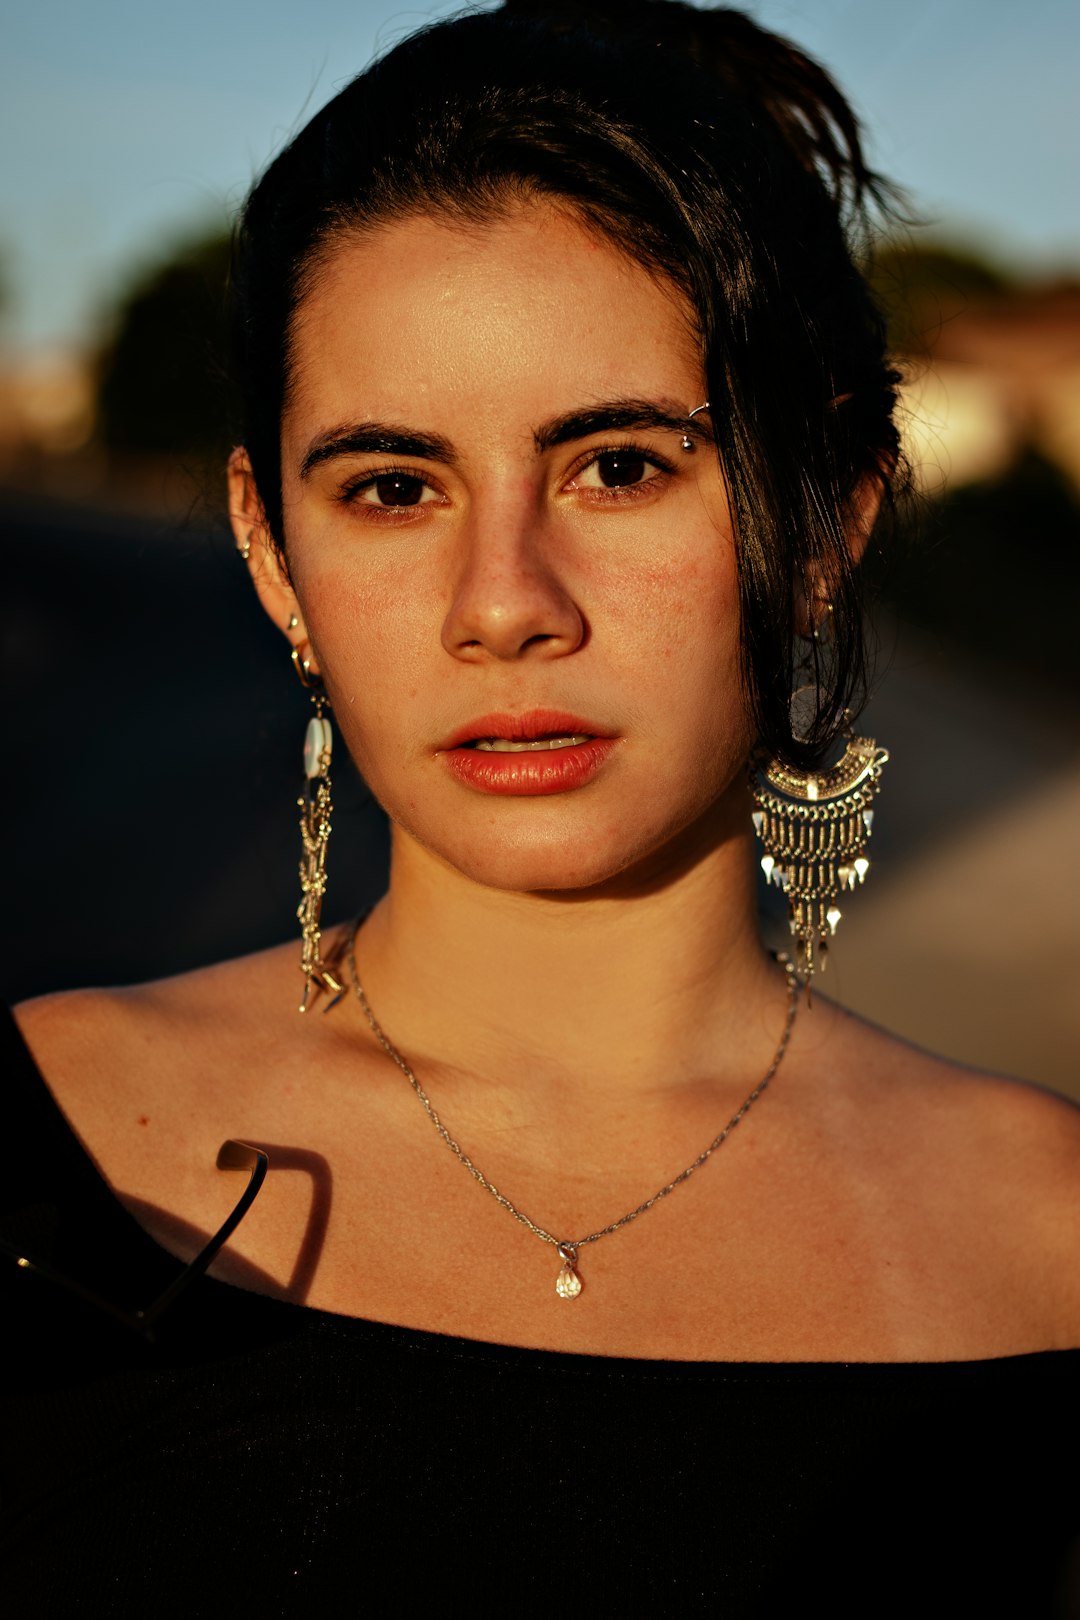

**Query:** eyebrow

left=533, top=399, right=711, bottom=451
left=298, top=397, right=711, bottom=480
left=299, top=423, right=456, bottom=479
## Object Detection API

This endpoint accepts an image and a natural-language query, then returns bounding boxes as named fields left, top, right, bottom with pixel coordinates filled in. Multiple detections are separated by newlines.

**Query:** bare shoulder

left=12, top=942, right=346, bottom=1294
left=803, top=997, right=1080, bottom=1344
left=12, top=935, right=365, bottom=1233
left=815, top=996, right=1080, bottom=1182
left=13, top=935, right=327, bottom=1120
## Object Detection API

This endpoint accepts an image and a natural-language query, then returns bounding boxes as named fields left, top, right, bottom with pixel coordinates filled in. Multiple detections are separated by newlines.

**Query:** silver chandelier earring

left=751, top=614, right=888, bottom=991
left=291, top=640, right=345, bottom=1013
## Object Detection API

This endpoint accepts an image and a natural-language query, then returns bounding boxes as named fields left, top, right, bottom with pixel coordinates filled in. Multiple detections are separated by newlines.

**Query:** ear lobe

left=793, top=572, right=833, bottom=639
left=227, top=447, right=317, bottom=668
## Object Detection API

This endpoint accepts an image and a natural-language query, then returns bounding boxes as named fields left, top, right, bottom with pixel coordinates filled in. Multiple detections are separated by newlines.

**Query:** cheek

left=597, top=541, right=741, bottom=674
left=296, top=549, right=435, bottom=694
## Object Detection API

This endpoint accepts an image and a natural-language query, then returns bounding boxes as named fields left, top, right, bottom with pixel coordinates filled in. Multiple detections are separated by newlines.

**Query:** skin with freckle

left=269, top=205, right=748, bottom=894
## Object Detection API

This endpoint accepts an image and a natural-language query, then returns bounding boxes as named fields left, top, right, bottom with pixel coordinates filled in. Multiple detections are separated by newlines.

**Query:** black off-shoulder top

left=2, top=1008, right=1077, bottom=1618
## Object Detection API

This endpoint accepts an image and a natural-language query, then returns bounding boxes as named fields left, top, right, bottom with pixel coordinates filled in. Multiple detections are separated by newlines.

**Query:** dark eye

left=569, top=448, right=670, bottom=497
left=360, top=473, right=428, bottom=507
left=594, top=450, right=648, bottom=488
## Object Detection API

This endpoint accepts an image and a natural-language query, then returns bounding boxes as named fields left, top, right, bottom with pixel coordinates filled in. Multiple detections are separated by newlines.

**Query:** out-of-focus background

left=3, top=1, right=1078, bottom=1100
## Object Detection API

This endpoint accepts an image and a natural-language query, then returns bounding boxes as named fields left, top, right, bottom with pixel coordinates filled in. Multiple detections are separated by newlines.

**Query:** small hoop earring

left=291, top=642, right=318, bottom=690
left=812, top=602, right=834, bottom=644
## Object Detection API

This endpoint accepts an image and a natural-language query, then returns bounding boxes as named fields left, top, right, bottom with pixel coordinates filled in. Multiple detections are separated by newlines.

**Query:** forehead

left=284, top=204, right=703, bottom=445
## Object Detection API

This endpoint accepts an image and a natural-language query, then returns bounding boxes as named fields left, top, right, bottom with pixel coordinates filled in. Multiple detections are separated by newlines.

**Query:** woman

left=5, top=2, right=1078, bottom=1611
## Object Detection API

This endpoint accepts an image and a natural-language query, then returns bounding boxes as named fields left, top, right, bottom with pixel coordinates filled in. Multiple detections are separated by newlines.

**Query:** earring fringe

left=752, top=730, right=888, bottom=996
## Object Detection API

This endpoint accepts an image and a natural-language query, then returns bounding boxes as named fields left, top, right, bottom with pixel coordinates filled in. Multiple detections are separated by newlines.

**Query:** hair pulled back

left=232, top=0, right=902, bottom=766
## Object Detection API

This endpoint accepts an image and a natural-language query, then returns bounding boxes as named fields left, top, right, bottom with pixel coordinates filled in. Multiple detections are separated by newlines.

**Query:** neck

left=350, top=801, right=785, bottom=1103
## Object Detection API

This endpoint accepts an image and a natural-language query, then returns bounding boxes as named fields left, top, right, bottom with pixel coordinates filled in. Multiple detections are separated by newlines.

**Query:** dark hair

left=231, top=0, right=903, bottom=765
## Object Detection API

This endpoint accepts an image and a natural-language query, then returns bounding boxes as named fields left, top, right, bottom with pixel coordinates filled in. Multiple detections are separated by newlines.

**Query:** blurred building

left=0, top=348, right=95, bottom=466
left=899, top=283, right=1080, bottom=494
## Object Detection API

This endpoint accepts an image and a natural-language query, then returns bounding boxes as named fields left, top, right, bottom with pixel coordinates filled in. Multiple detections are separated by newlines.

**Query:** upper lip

left=438, top=709, right=613, bottom=750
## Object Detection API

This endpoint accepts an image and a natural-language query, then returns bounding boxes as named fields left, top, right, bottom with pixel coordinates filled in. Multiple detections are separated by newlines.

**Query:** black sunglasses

left=2, top=1140, right=268, bottom=1341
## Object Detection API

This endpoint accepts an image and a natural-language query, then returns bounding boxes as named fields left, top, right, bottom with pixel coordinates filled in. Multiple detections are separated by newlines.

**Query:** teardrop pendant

left=555, top=1243, right=582, bottom=1300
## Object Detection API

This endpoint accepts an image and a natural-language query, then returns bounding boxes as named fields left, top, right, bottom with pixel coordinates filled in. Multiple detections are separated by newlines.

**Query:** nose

left=441, top=498, right=586, bottom=663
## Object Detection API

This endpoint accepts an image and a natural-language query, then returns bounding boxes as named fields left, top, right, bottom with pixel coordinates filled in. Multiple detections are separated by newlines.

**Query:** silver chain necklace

left=345, top=923, right=798, bottom=1300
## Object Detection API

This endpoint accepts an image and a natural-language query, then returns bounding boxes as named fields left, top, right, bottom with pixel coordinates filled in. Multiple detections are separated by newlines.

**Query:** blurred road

left=830, top=761, right=1080, bottom=1098
left=824, top=632, right=1080, bottom=1099
left=5, top=491, right=1078, bottom=1100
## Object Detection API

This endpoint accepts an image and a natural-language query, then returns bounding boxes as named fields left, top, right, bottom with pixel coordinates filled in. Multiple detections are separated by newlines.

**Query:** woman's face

left=259, top=202, right=753, bottom=893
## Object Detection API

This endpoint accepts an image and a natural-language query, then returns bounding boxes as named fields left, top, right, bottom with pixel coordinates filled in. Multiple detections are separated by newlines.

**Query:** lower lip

left=440, top=738, right=618, bottom=796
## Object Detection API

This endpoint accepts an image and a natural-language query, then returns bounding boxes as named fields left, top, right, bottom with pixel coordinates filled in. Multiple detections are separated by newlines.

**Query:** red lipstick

left=437, top=709, right=618, bottom=796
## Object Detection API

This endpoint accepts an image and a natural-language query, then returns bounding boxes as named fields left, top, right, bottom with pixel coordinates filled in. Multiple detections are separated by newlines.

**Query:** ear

left=794, top=472, right=885, bottom=635
left=844, top=471, right=885, bottom=567
left=227, top=447, right=320, bottom=677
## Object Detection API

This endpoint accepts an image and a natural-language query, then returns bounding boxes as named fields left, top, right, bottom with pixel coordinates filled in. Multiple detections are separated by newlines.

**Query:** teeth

left=474, top=734, right=590, bottom=753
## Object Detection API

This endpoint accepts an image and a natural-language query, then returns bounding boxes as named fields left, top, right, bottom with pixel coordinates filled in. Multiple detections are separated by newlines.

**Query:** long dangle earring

left=751, top=609, right=888, bottom=993
left=291, top=639, right=345, bottom=1013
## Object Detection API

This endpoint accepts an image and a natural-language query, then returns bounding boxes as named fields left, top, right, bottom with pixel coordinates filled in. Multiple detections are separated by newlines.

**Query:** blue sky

left=2, top=0, right=1077, bottom=354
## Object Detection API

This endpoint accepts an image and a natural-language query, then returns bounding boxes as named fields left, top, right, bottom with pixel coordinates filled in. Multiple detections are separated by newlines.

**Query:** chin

left=397, top=794, right=737, bottom=897
left=460, top=848, right=637, bottom=895
left=415, top=822, right=634, bottom=894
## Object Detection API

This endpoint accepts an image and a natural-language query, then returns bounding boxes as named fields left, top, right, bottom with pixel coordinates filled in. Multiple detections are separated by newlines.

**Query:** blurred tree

left=95, top=226, right=234, bottom=455
left=867, top=239, right=1014, bottom=355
